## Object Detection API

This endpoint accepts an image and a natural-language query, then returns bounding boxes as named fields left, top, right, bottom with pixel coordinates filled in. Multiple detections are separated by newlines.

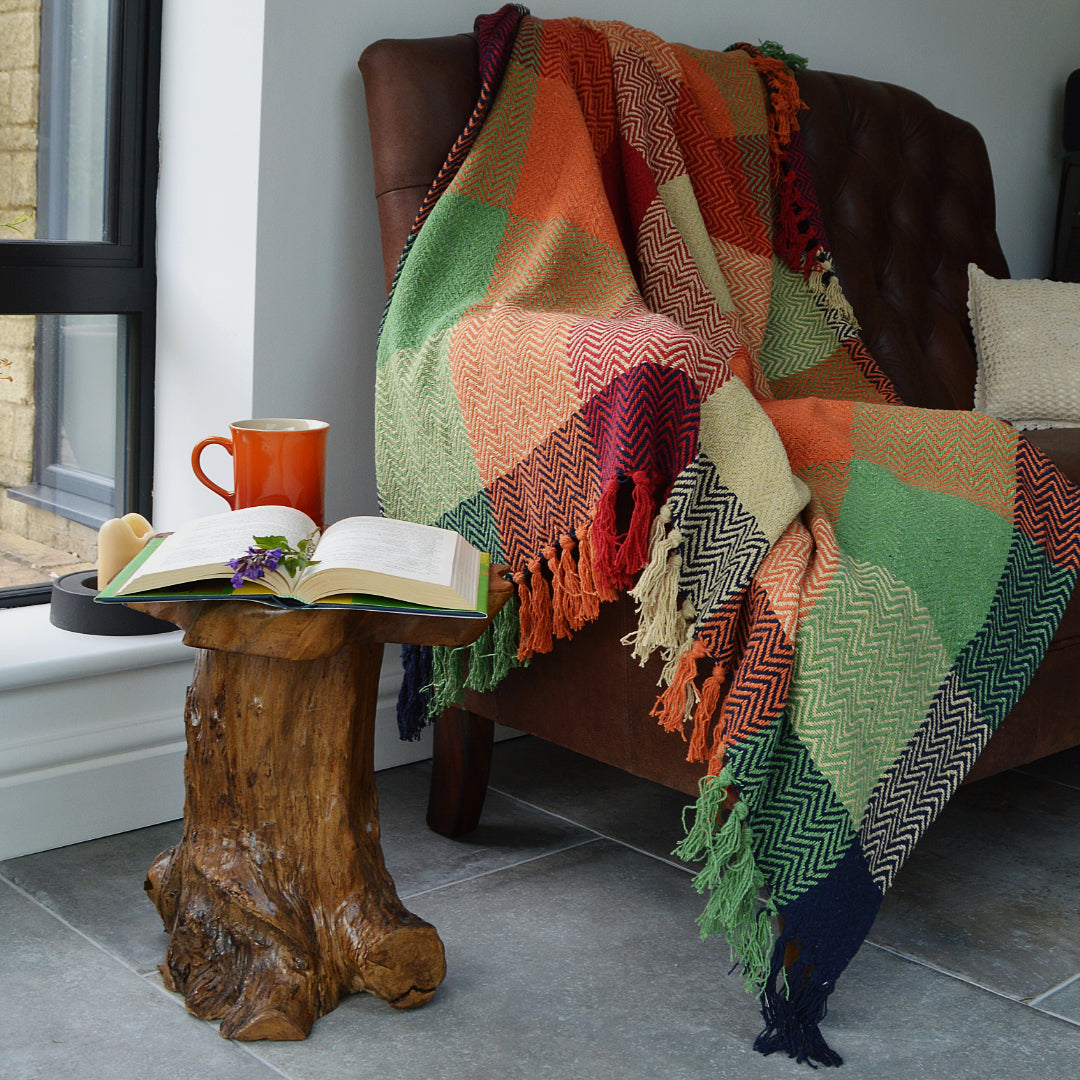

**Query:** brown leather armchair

left=360, top=33, right=1080, bottom=835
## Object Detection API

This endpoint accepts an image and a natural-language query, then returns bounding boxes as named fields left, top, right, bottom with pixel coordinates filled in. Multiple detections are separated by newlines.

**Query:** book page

left=123, top=505, right=316, bottom=587
left=312, top=517, right=457, bottom=586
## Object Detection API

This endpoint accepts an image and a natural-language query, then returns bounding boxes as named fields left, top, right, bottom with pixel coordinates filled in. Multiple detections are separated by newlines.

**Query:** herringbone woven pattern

left=375, top=7, right=1080, bottom=1065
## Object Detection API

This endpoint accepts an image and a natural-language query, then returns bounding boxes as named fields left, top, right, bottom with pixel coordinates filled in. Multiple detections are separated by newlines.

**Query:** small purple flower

left=228, top=546, right=283, bottom=589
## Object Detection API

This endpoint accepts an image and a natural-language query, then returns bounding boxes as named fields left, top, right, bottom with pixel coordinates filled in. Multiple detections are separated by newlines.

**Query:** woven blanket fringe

left=396, top=602, right=523, bottom=739
left=807, top=254, right=859, bottom=329
left=673, top=765, right=778, bottom=997
left=623, top=501, right=707, bottom=734
left=426, top=601, right=524, bottom=720
left=410, top=484, right=646, bottom=726
left=755, top=944, right=843, bottom=1068
left=396, top=643, right=434, bottom=741
left=513, top=470, right=651, bottom=662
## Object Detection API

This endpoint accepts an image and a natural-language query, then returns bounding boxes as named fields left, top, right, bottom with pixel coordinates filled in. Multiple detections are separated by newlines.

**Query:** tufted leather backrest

left=795, top=69, right=1009, bottom=410
left=360, top=39, right=1010, bottom=411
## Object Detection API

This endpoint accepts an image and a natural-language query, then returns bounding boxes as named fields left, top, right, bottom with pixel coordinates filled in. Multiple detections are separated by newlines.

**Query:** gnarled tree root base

left=142, top=627, right=446, bottom=1040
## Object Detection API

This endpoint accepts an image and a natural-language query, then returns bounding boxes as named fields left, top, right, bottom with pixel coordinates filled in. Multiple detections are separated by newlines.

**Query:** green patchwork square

left=787, top=553, right=950, bottom=829
left=759, top=256, right=840, bottom=382
left=376, top=329, right=484, bottom=526
left=380, top=193, right=508, bottom=361
left=837, top=458, right=1014, bottom=659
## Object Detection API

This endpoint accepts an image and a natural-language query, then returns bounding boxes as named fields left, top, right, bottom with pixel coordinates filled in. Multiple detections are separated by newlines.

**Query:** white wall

left=154, top=0, right=266, bottom=528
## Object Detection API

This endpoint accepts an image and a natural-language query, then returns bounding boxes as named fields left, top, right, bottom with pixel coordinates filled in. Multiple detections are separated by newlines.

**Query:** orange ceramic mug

left=191, top=418, right=329, bottom=527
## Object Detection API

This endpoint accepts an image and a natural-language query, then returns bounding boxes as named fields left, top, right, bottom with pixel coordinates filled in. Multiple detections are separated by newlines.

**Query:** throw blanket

left=376, top=6, right=1080, bottom=1065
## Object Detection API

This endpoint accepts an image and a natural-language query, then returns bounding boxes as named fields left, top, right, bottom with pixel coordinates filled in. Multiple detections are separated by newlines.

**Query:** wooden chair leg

left=426, top=707, right=495, bottom=837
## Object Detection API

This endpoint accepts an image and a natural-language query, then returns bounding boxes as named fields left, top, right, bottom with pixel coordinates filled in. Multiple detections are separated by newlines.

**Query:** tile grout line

left=0, top=871, right=306, bottom=1079
left=485, top=782, right=696, bottom=876
left=0, top=870, right=152, bottom=981
left=399, top=834, right=602, bottom=901
left=1028, top=969, right=1080, bottom=1007
left=864, top=938, right=1080, bottom=1028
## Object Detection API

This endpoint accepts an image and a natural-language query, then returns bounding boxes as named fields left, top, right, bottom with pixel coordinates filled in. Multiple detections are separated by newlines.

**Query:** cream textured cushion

left=968, top=263, right=1080, bottom=430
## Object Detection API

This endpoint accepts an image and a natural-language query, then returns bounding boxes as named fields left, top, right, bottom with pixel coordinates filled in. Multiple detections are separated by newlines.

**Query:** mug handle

left=191, top=436, right=235, bottom=507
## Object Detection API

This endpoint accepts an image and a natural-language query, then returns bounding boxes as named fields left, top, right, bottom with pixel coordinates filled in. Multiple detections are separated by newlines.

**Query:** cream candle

left=96, top=512, right=154, bottom=588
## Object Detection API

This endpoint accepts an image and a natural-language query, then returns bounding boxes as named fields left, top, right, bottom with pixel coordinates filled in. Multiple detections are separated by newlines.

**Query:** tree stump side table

left=131, top=574, right=511, bottom=1041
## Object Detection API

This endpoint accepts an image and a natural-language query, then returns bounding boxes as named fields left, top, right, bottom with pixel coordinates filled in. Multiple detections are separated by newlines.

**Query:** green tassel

left=755, top=39, right=809, bottom=70
left=462, top=602, right=524, bottom=693
left=429, top=602, right=525, bottom=712
left=427, top=644, right=469, bottom=716
left=674, top=767, right=779, bottom=996
left=490, top=599, right=525, bottom=684
left=464, top=624, right=496, bottom=692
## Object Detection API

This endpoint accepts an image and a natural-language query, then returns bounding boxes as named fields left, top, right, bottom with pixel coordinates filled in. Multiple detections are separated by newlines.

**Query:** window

left=0, top=0, right=160, bottom=605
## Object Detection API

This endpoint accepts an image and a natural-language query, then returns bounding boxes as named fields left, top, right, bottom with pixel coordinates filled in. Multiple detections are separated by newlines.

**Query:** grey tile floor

left=2, top=735, right=1079, bottom=1079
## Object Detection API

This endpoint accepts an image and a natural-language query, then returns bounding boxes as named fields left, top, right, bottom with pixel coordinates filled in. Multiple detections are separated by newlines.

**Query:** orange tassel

left=514, top=571, right=534, bottom=662
left=736, top=46, right=805, bottom=167
left=544, top=544, right=566, bottom=639
left=651, top=638, right=707, bottom=737
left=550, top=533, right=587, bottom=634
left=526, top=556, right=554, bottom=654
left=687, top=662, right=728, bottom=763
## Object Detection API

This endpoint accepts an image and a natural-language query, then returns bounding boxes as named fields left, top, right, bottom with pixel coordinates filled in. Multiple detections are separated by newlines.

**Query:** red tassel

left=576, top=523, right=610, bottom=617
left=590, top=478, right=621, bottom=593
left=615, top=471, right=659, bottom=579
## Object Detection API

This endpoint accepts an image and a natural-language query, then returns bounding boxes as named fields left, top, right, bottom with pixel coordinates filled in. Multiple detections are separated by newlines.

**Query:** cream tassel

left=622, top=505, right=686, bottom=666
left=808, top=255, right=859, bottom=330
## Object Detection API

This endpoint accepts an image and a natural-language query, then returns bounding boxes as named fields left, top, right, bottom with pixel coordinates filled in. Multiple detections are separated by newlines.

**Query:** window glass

left=0, top=0, right=159, bottom=605
left=55, top=314, right=121, bottom=478
left=1, top=316, right=98, bottom=589
left=38, top=0, right=115, bottom=240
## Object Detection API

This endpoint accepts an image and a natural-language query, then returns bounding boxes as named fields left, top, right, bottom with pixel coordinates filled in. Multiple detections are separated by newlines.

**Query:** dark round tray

left=50, top=570, right=176, bottom=636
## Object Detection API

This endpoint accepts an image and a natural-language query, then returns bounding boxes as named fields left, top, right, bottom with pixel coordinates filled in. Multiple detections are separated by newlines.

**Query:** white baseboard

left=0, top=607, right=439, bottom=860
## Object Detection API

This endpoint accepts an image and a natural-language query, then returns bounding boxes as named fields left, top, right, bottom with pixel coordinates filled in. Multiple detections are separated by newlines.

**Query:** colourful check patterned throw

left=376, top=6, right=1080, bottom=1065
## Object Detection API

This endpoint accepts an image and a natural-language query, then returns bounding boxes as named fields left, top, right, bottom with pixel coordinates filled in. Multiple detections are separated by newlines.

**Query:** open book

left=96, top=505, right=489, bottom=617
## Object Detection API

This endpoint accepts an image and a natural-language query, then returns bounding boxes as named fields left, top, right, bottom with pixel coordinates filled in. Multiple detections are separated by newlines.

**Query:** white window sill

left=0, top=601, right=189, bottom=692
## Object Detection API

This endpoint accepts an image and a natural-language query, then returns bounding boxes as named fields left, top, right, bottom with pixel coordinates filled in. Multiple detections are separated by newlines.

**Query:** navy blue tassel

left=751, top=843, right=884, bottom=1067
left=754, top=950, right=842, bottom=1068
left=396, top=644, right=433, bottom=741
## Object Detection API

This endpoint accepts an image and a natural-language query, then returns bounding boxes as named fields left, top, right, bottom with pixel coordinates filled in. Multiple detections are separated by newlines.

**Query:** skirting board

left=0, top=623, right=435, bottom=860
left=0, top=657, right=194, bottom=861
left=0, top=602, right=518, bottom=860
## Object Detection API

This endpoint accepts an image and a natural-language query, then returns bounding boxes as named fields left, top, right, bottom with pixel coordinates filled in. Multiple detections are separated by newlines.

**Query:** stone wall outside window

left=0, top=0, right=98, bottom=570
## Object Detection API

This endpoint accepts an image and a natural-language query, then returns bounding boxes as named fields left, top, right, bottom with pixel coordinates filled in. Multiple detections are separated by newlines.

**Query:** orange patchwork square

left=449, top=303, right=582, bottom=488
left=677, top=50, right=737, bottom=142
left=510, top=76, right=625, bottom=251
left=849, top=403, right=1016, bottom=520
left=763, top=397, right=855, bottom=473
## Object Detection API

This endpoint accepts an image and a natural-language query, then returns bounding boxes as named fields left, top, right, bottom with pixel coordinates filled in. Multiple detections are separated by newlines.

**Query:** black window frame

left=0, top=0, right=161, bottom=607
